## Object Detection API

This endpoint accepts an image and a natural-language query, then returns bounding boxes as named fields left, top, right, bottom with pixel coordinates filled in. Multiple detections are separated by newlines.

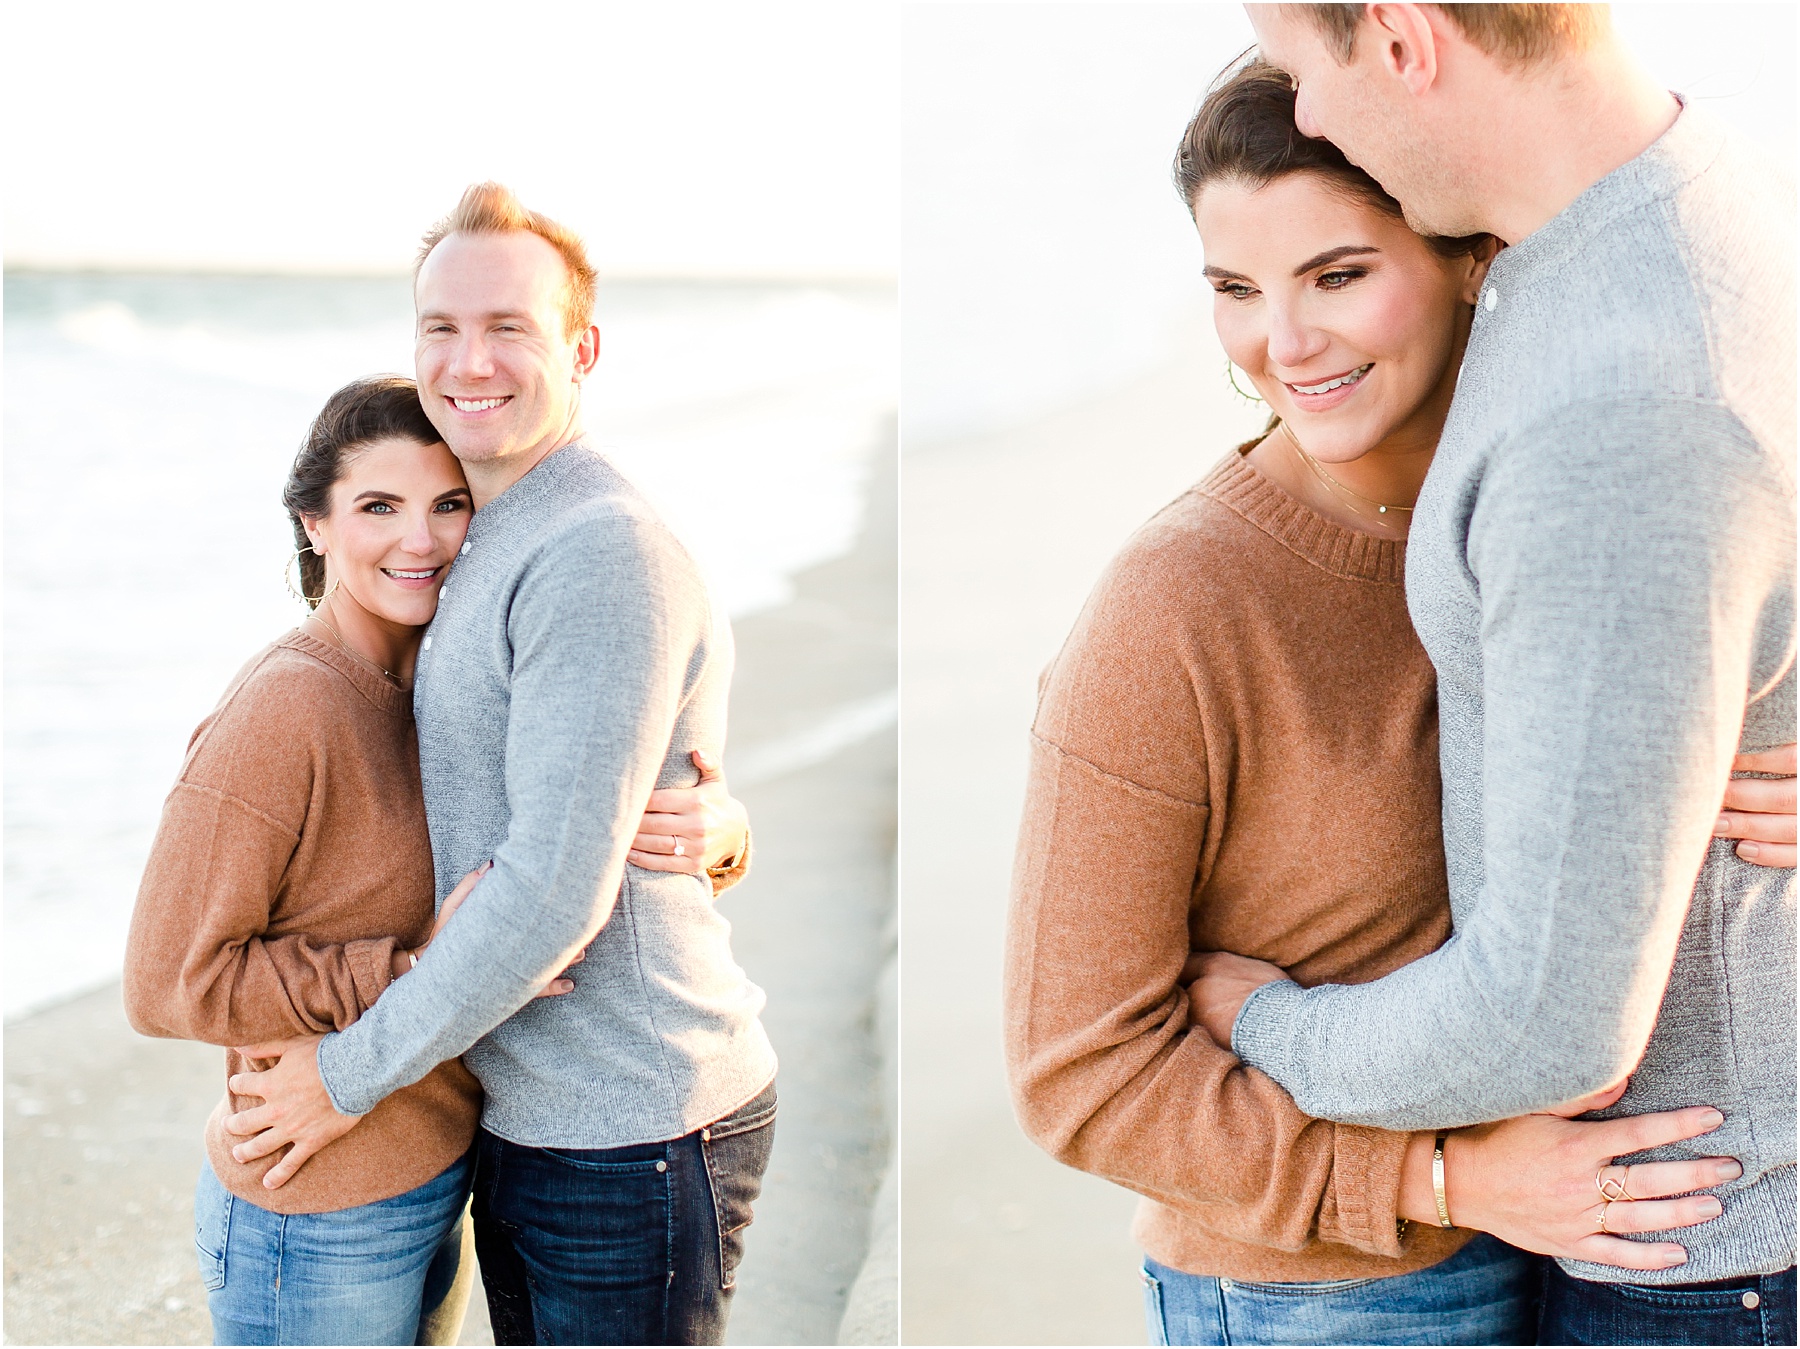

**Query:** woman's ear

left=301, top=515, right=327, bottom=556
left=1460, top=235, right=1501, bottom=304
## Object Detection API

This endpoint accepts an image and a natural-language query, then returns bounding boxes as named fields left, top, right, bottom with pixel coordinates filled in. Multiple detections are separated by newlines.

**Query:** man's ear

left=572, top=323, right=601, bottom=383
left=1361, top=3, right=1441, bottom=97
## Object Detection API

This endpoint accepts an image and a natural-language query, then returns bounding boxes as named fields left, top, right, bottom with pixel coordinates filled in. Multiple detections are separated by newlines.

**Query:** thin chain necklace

left=305, top=607, right=400, bottom=683
left=1279, top=420, right=1414, bottom=523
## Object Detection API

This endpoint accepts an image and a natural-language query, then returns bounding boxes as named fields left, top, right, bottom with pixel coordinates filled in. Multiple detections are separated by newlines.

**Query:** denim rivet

left=702, top=1128, right=711, bottom=1142
left=655, top=1160, right=668, bottom=1173
left=1219, top=1278, right=1234, bottom=1291
left=1743, top=1291, right=1761, bottom=1309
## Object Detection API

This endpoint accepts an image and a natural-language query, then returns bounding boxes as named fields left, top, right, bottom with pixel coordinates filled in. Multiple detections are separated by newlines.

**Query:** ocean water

left=3, top=271, right=896, bottom=1016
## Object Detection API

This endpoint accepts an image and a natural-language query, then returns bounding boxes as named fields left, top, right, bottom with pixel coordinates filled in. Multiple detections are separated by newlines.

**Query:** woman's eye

left=434, top=499, right=467, bottom=513
left=1213, top=283, right=1256, bottom=301
left=1318, top=269, right=1365, bottom=290
left=364, top=502, right=396, bottom=514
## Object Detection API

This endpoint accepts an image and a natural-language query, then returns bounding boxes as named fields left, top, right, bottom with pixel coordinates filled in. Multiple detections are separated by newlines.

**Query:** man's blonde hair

left=416, top=182, right=597, bottom=340
left=1298, top=4, right=1608, bottom=66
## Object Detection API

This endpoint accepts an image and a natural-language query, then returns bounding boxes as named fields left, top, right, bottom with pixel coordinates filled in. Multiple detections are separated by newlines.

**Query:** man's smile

left=448, top=395, right=512, bottom=414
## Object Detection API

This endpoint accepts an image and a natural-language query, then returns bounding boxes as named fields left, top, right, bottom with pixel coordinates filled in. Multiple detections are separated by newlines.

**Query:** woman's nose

left=1264, top=303, right=1327, bottom=371
left=400, top=511, right=436, bottom=555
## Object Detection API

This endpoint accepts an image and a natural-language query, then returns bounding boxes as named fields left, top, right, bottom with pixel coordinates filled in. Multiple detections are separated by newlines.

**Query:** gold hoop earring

left=1225, top=359, right=1266, bottom=404
left=285, top=546, right=339, bottom=610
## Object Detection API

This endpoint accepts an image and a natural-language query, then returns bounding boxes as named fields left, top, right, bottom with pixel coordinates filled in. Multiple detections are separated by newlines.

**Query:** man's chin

left=434, top=428, right=524, bottom=467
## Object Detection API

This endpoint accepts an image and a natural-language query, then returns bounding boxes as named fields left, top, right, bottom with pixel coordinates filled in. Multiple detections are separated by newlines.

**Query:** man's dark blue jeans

left=471, top=1083, right=776, bottom=1346
left=1539, top=1262, right=1796, bottom=1346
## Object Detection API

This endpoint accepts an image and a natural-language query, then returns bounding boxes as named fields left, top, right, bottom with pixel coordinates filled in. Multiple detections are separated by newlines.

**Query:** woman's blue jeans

left=471, top=1083, right=777, bottom=1346
left=1143, top=1234, right=1545, bottom=1346
left=1538, top=1261, right=1797, bottom=1345
left=194, top=1151, right=473, bottom=1346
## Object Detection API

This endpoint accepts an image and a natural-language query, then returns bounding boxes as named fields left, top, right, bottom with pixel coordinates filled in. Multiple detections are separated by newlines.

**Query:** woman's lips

left=1283, top=362, right=1373, bottom=413
left=380, top=565, right=444, bottom=591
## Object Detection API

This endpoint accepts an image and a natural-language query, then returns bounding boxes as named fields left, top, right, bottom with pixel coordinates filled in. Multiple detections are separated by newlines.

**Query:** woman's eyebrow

left=1293, top=245, right=1381, bottom=276
left=1202, top=264, right=1252, bottom=281
left=351, top=489, right=402, bottom=503
left=434, top=487, right=472, bottom=502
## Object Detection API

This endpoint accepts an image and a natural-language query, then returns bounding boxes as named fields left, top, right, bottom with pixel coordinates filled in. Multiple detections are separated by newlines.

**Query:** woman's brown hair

left=1172, top=53, right=1491, bottom=261
left=281, top=377, right=444, bottom=606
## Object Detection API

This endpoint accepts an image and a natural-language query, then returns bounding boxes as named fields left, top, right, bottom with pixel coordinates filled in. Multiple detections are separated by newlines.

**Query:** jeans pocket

left=699, top=1107, right=776, bottom=1290
left=1142, top=1266, right=1170, bottom=1346
left=193, top=1164, right=233, bottom=1293
left=1227, top=1275, right=1383, bottom=1297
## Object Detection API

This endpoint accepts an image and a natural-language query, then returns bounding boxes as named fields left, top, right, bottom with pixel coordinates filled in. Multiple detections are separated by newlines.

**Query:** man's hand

left=224, top=1035, right=363, bottom=1190
left=1715, top=745, right=1796, bottom=868
left=1182, top=950, right=1289, bottom=1046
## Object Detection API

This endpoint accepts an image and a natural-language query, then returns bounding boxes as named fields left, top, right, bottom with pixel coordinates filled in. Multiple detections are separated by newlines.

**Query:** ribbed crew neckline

left=1202, top=445, right=1407, bottom=584
left=282, top=628, right=412, bottom=714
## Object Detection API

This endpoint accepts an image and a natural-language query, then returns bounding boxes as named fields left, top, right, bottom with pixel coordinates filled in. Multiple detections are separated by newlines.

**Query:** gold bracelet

left=1431, top=1131, right=1455, bottom=1228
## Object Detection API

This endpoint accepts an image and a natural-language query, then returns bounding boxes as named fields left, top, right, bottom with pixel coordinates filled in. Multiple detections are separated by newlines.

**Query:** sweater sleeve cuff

left=708, top=827, right=752, bottom=895
left=1230, top=976, right=1305, bottom=1079
left=343, top=938, right=400, bottom=1017
left=1318, top=1125, right=1414, bottom=1257
left=316, top=1029, right=373, bottom=1117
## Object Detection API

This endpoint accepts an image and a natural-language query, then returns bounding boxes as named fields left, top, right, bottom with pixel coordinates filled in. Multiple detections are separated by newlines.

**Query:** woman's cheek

left=1212, top=307, right=1265, bottom=381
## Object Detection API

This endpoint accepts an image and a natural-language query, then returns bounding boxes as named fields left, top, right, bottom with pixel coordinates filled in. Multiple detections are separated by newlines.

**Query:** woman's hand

left=628, top=750, right=750, bottom=877
left=1715, top=745, right=1796, bottom=868
left=1182, top=950, right=1290, bottom=1046
left=1406, top=1081, right=1738, bottom=1271
left=392, top=860, right=580, bottom=998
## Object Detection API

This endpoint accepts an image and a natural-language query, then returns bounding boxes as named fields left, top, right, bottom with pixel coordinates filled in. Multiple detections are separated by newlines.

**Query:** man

left=225, top=183, right=779, bottom=1345
left=1187, top=5, right=1795, bottom=1342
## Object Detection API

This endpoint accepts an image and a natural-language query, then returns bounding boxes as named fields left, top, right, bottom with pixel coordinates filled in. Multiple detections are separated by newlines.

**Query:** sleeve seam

left=1027, top=732, right=1207, bottom=811
left=168, top=780, right=301, bottom=843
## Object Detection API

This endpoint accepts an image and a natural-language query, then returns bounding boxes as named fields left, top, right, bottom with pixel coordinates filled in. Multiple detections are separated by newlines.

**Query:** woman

left=1003, top=59, right=1792, bottom=1347
left=123, top=377, right=753, bottom=1346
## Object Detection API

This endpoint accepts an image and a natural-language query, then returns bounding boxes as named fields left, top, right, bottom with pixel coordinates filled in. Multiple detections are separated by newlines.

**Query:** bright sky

left=5, top=0, right=899, bottom=276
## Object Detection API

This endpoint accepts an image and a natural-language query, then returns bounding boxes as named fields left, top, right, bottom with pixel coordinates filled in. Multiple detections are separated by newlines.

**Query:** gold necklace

left=305, top=609, right=400, bottom=683
left=1279, top=421, right=1414, bottom=521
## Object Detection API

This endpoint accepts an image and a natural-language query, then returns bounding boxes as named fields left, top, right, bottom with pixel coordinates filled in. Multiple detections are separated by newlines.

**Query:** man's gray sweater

left=318, top=443, right=777, bottom=1147
left=1232, top=105, right=1795, bottom=1282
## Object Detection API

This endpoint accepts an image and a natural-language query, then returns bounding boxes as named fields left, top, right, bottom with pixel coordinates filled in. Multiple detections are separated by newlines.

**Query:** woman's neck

left=307, top=595, right=424, bottom=686
left=1245, top=422, right=1436, bottom=542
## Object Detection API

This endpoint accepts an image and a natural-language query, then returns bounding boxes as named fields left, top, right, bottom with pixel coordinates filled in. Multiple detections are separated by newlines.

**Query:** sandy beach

left=3, top=432, right=897, bottom=1347
left=899, top=343, right=1264, bottom=1345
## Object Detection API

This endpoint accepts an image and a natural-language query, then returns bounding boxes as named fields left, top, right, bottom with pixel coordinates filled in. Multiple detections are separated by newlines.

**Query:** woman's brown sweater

left=1005, top=449, right=1476, bottom=1280
left=124, top=631, right=482, bottom=1215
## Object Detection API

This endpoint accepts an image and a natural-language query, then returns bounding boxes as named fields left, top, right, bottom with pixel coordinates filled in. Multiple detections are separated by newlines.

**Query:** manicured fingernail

left=1739, top=841, right=1762, bottom=860
left=1701, top=1108, right=1725, bottom=1128
left=1715, top=813, right=1732, bottom=834
left=1716, top=1160, right=1743, bottom=1182
left=1661, top=1248, right=1688, bottom=1266
left=1698, top=1197, right=1723, bottom=1217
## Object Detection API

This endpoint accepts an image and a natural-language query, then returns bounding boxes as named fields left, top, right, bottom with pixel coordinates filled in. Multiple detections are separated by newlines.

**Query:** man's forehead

left=1244, top=5, right=1312, bottom=67
left=415, top=231, right=569, bottom=304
